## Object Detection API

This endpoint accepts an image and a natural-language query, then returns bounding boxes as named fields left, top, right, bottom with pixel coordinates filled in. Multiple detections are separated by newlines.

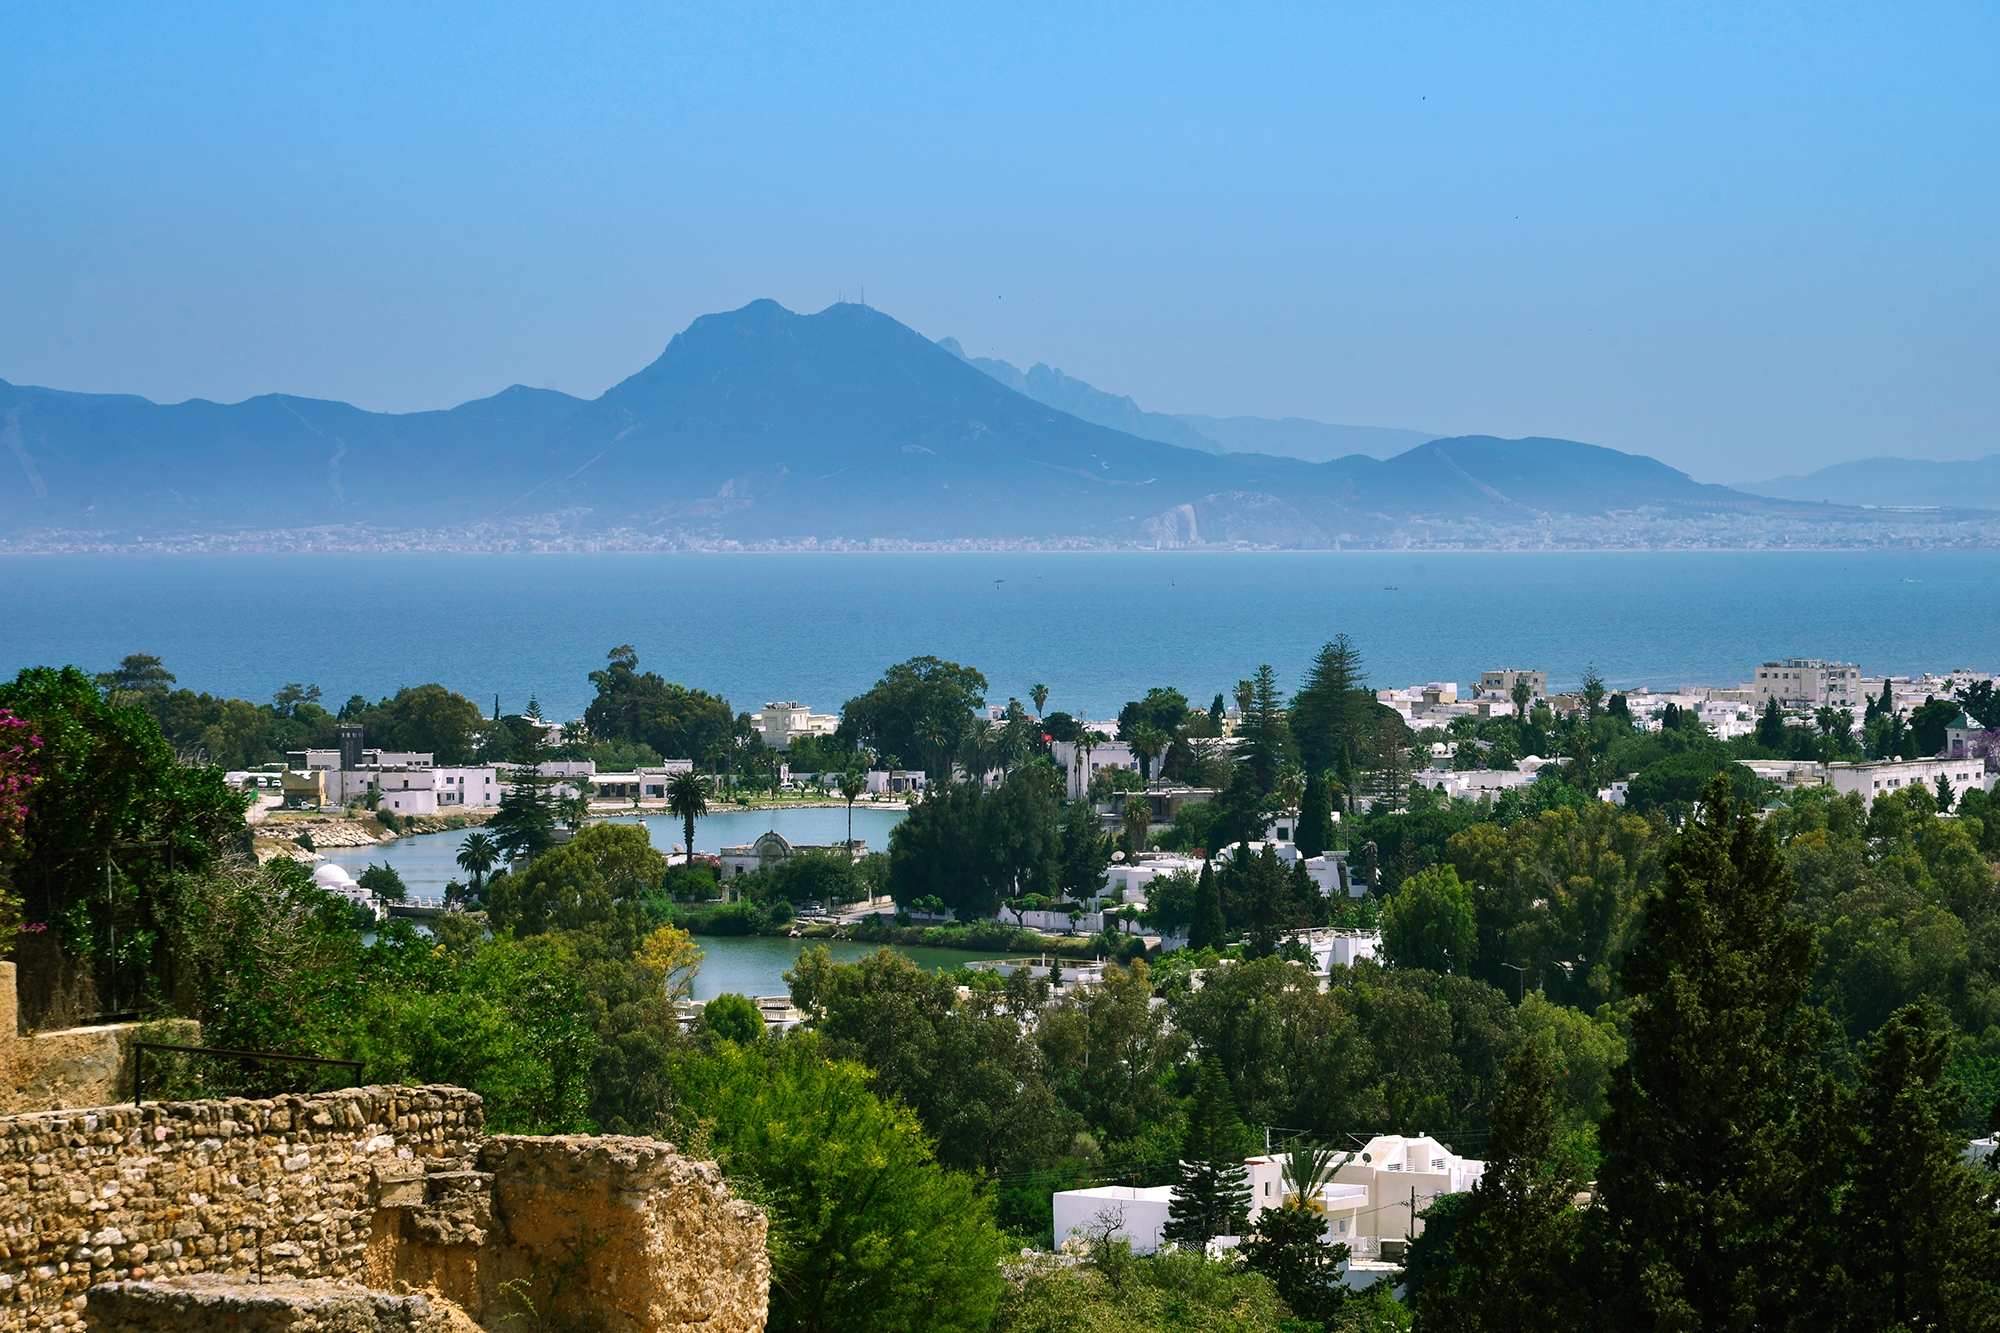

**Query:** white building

left=1214, top=841, right=1357, bottom=897
left=1753, top=659, right=1862, bottom=710
left=718, top=829, right=867, bottom=880
left=866, top=769, right=926, bottom=796
left=1051, top=737, right=1140, bottom=801
left=1826, top=758, right=1994, bottom=812
left=1102, top=853, right=1207, bottom=906
left=591, top=761, right=695, bottom=802
left=1052, top=1185, right=1174, bottom=1254
left=750, top=702, right=839, bottom=750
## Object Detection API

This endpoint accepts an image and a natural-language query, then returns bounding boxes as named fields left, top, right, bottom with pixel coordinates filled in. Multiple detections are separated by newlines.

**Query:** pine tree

left=1187, top=858, right=1226, bottom=951
left=1237, top=665, right=1296, bottom=794
left=1801, top=1004, right=2000, bottom=1332
left=1413, top=1040, right=1582, bottom=1332
left=1293, top=636, right=1367, bottom=781
left=1589, top=772, right=1829, bottom=1331
left=488, top=715, right=561, bottom=859
left=1164, top=1058, right=1252, bottom=1249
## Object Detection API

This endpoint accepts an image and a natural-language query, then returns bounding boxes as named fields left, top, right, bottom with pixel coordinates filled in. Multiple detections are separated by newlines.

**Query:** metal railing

left=132, top=1042, right=364, bottom=1106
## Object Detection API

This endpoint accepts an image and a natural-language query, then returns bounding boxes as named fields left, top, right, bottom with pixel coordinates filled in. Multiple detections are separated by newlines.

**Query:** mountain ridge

left=5, top=299, right=1996, bottom=551
left=934, top=337, right=1438, bottom=462
left=1738, top=455, right=2000, bottom=510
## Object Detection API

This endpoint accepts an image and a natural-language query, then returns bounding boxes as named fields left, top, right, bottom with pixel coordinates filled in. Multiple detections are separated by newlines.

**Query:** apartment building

left=1753, top=659, right=1862, bottom=709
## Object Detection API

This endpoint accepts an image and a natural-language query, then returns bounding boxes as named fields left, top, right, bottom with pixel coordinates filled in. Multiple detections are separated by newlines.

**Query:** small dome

left=313, top=863, right=357, bottom=888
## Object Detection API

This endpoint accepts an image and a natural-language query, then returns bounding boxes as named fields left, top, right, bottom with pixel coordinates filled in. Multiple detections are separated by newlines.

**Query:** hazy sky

left=4, top=3, right=1994, bottom=482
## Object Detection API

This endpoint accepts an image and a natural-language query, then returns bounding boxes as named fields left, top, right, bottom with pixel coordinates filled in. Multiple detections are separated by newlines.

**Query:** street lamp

left=1498, top=961, right=1528, bottom=1003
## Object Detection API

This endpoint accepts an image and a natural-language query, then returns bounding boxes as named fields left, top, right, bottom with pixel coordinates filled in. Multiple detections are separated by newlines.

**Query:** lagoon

left=321, top=804, right=923, bottom=998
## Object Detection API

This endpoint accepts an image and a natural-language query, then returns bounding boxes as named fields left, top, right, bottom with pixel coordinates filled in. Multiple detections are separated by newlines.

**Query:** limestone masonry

left=0, top=1084, right=768, bottom=1332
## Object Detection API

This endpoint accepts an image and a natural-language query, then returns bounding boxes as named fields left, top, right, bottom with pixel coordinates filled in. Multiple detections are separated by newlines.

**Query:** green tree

left=454, top=831, right=500, bottom=904
left=1412, top=1040, right=1582, bottom=1332
left=584, top=645, right=736, bottom=760
left=488, top=822, right=668, bottom=937
left=1757, top=696, right=1787, bottom=750
left=356, top=862, right=407, bottom=904
left=1236, top=665, right=1295, bottom=794
left=1031, top=683, right=1049, bottom=718
left=1292, top=635, right=1370, bottom=783
left=1, top=665, right=247, bottom=1008
left=1382, top=863, right=1478, bottom=974
left=837, top=770, right=867, bottom=850
left=1187, top=859, right=1226, bottom=950
left=666, top=769, right=710, bottom=866
left=1801, top=1003, right=2000, bottom=1332
left=838, top=656, right=988, bottom=778
left=700, top=992, right=763, bottom=1044
left=1295, top=770, right=1335, bottom=858
left=1163, top=1057, right=1253, bottom=1248
left=675, top=1033, right=1009, bottom=1333
left=1590, top=772, right=1828, bottom=1331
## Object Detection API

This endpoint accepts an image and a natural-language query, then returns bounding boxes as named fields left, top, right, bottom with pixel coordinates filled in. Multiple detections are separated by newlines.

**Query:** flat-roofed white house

left=1827, top=758, right=1994, bottom=812
left=1052, top=1185, right=1174, bottom=1253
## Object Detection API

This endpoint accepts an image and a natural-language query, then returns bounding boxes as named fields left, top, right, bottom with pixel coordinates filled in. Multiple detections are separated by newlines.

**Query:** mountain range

left=933, top=339, right=1438, bottom=462
left=1738, top=456, right=2000, bottom=510
left=4, top=299, right=1996, bottom=551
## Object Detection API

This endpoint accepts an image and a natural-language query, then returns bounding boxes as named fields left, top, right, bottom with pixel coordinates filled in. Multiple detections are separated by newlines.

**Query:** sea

left=8, top=550, right=2000, bottom=722
left=15, top=547, right=2000, bottom=995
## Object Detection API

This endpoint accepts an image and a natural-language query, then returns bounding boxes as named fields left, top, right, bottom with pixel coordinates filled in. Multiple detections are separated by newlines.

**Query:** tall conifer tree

left=1800, top=1003, right=2000, bottom=1332
left=1164, top=1057, right=1253, bottom=1249
left=1413, top=1040, right=1582, bottom=1332
left=1187, top=859, right=1225, bottom=951
left=1590, top=772, right=1828, bottom=1331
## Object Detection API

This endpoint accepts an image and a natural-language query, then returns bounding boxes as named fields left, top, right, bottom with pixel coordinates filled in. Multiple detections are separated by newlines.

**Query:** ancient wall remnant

left=0, top=1083, right=767, bottom=1332
left=0, top=963, right=183, bottom=1116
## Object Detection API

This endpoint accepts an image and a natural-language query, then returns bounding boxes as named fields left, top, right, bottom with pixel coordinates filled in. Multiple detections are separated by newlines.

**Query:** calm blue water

left=319, top=806, right=1015, bottom=1000
left=322, top=805, right=908, bottom=896
left=9, top=551, right=2000, bottom=720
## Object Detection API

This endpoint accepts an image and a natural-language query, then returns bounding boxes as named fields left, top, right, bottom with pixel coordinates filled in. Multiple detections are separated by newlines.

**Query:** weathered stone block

left=85, top=1274, right=477, bottom=1332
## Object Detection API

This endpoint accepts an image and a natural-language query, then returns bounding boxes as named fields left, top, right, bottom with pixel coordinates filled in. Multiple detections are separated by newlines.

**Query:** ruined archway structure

left=0, top=1085, right=769, bottom=1331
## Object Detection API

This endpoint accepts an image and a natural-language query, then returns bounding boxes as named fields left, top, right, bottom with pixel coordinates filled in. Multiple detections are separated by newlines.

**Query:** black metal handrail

left=132, top=1042, right=365, bottom=1106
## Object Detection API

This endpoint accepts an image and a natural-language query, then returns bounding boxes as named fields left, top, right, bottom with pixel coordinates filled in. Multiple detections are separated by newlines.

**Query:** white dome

left=313, top=863, right=357, bottom=888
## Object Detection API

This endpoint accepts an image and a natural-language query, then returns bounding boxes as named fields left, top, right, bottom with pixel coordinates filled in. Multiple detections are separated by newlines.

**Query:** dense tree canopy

left=838, top=655, right=988, bottom=776
left=583, top=645, right=736, bottom=761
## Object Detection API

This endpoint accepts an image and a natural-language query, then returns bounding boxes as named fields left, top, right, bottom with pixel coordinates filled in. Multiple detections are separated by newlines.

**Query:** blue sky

left=2, top=2, right=1993, bottom=482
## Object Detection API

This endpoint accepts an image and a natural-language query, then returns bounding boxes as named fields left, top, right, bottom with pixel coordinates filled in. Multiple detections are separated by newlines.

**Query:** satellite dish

left=1111, top=851, right=1125, bottom=862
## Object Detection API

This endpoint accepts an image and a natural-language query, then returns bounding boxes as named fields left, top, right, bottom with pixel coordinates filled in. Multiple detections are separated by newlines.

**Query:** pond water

left=318, top=802, right=976, bottom=996
left=320, top=803, right=909, bottom=899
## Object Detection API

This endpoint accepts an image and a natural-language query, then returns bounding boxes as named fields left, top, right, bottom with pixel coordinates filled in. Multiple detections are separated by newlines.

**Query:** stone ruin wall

left=0, top=1084, right=767, bottom=1332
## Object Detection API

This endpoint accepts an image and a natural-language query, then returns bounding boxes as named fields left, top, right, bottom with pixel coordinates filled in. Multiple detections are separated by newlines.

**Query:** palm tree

left=666, top=770, right=710, bottom=867
left=1511, top=677, right=1532, bottom=720
left=1278, top=1140, right=1352, bottom=1210
left=838, top=770, right=867, bottom=852
left=455, top=832, right=499, bottom=904
left=958, top=728, right=998, bottom=787
left=1121, top=796, right=1152, bottom=855
left=560, top=794, right=590, bottom=830
left=1076, top=728, right=1108, bottom=801
left=1031, top=683, right=1049, bottom=718
left=1131, top=724, right=1170, bottom=784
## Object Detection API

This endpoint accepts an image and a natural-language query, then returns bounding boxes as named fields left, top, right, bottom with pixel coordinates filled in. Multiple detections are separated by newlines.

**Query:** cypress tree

left=1802, top=1004, right=2000, bottom=1332
left=1187, top=859, right=1226, bottom=951
left=1295, top=770, right=1335, bottom=858
left=1413, top=1040, right=1582, bottom=1332
left=1757, top=696, right=1788, bottom=750
left=1589, top=772, right=1828, bottom=1331
left=1164, top=1057, right=1253, bottom=1249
